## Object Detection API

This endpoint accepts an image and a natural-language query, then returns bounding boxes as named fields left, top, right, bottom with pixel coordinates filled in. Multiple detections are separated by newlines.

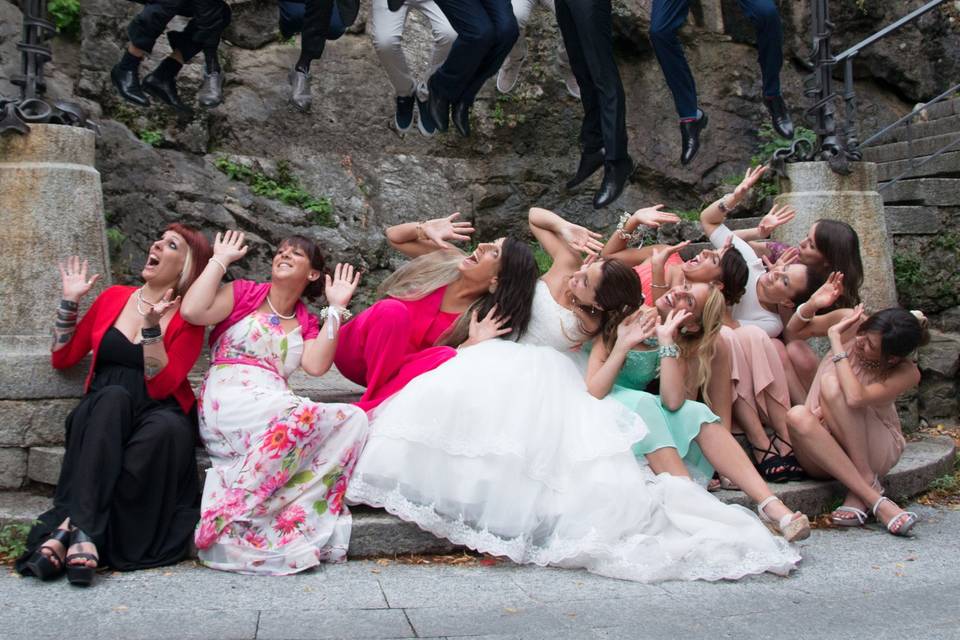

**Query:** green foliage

left=531, top=243, right=553, bottom=276
left=214, top=157, right=336, bottom=227
left=892, top=253, right=925, bottom=291
left=138, top=129, right=165, bottom=147
left=106, top=227, right=126, bottom=256
left=0, top=522, right=32, bottom=563
left=933, top=232, right=960, bottom=254
left=675, top=208, right=701, bottom=222
left=490, top=94, right=527, bottom=129
left=48, top=0, right=81, bottom=40
left=744, top=124, right=818, bottom=200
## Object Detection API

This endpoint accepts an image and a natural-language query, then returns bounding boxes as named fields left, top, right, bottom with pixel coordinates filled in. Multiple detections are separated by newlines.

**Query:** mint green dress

left=597, top=345, right=719, bottom=484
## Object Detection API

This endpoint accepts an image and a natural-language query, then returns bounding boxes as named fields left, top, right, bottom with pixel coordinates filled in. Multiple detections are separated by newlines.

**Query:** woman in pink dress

left=180, top=231, right=369, bottom=574
left=334, top=213, right=539, bottom=411
left=787, top=307, right=927, bottom=536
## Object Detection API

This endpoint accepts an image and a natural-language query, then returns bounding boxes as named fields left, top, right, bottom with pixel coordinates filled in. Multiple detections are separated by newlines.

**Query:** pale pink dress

left=719, top=325, right=790, bottom=422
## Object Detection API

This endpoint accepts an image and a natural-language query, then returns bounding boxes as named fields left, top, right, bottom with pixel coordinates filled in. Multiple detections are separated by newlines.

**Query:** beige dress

left=719, top=324, right=790, bottom=422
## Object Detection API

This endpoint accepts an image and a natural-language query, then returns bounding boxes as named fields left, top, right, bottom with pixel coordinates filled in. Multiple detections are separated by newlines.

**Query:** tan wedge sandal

left=757, top=495, right=811, bottom=542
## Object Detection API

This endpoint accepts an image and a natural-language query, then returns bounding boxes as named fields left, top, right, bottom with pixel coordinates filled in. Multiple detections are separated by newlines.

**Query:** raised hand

left=656, top=308, right=692, bottom=345
left=142, top=288, right=181, bottom=328
left=59, top=256, right=101, bottom=302
left=651, top=240, right=690, bottom=266
left=559, top=221, right=605, bottom=256
left=757, top=204, right=796, bottom=238
left=827, top=303, right=864, bottom=341
left=733, top=165, right=768, bottom=201
left=213, top=230, right=249, bottom=264
left=468, top=305, right=512, bottom=344
left=630, top=205, right=681, bottom=229
left=616, top=308, right=658, bottom=350
left=324, top=263, right=361, bottom=308
left=762, top=245, right=799, bottom=271
left=421, top=213, right=475, bottom=249
left=807, top=271, right=844, bottom=311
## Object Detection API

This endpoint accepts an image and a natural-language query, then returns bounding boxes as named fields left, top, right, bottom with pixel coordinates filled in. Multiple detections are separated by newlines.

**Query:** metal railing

left=799, top=0, right=956, bottom=185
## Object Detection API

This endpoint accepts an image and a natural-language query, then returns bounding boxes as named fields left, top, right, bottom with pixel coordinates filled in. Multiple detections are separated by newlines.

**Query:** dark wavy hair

left=859, top=308, right=930, bottom=359
left=439, top=238, right=538, bottom=347
left=718, top=249, right=748, bottom=306
left=814, top=219, right=864, bottom=307
left=791, top=265, right=828, bottom=306
left=278, top=235, right=326, bottom=299
left=595, top=259, right=644, bottom=351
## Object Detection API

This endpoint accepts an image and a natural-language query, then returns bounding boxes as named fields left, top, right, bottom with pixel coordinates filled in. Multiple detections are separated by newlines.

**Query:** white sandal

left=830, top=506, right=869, bottom=527
left=757, top=495, right=811, bottom=542
left=870, top=496, right=918, bottom=537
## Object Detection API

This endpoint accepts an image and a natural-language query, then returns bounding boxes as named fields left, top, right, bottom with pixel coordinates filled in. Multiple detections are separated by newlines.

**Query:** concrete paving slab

left=256, top=608, right=415, bottom=640
left=509, top=565, right=668, bottom=603
left=404, top=603, right=578, bottom=638
left=377, top=571, right=536, bottom=609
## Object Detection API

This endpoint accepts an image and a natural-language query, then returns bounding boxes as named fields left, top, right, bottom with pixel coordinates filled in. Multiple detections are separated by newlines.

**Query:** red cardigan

left=51, top=285, right=204, bottom=415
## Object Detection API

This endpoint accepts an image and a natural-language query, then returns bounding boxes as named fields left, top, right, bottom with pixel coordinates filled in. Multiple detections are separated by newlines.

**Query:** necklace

left=266, top=293, right=296, bottom=320
left=135, top=288, right=161, bottom=317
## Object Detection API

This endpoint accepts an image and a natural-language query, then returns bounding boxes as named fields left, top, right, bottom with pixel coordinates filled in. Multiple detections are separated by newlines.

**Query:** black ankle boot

left=111, top=55, right=150, bottom=108
left=142, top=58, right=192, bottom=114
left=765, top=95, right=794, bottom=139
left=565, top=149, right=605, bottom=190
left=451, top=102, right=471, bottom=137
left=593, top=156, right=634, bottom=209
left=427, top=79, right=449, bottom=133
left=679, top=110, right=708, bottom=166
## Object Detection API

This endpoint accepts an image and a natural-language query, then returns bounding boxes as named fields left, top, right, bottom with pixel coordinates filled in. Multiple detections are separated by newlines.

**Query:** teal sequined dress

left=597, top=344, right=719, bottom=483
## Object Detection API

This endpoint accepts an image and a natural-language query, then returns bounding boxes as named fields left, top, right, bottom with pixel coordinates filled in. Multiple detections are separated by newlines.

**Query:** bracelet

left=141, top=325, right=162, bottom=339
left=140, top=335, right=163, bottom=346
left=831, top=351, right=848, bottom=363
left=616, top=212, right=645, bottom=246
left=415, top=222, right=427, bottom=241
left=658, top=343, right=681, bottom=359
left=59, top=299, right=79, bottom=312
left=320, top=305, right=353, bottom=339
left=209, top=257, right=228, bottom=275
left=650, top=282, right=670, bottom=289
left=795, top=303, right=815, bottom=323
left=717, top=197, right=735, bottom=215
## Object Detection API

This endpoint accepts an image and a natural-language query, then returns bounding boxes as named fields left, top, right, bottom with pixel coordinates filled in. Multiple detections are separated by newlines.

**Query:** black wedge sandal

left=22, top=527, right=71, bottom=580
left=770, top=434, right=807, bottom=482
left=65, top=529, right=99, bottom=587
left=751, top=441, right=796, bottom=483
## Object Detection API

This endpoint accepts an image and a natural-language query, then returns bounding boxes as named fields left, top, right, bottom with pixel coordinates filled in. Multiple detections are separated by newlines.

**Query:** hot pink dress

left=334, top=286, right=459, bottom=412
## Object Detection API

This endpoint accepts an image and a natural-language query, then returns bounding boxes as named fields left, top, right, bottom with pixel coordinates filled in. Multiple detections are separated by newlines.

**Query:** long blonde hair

left=676, top=286, right=725, bottom=406
left=377, top=249, right=463, bottom=300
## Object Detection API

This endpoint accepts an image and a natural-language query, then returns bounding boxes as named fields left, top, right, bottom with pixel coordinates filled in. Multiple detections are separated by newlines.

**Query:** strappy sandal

left=769, top=434, right=806, bottom=481
left=757, top=495, right=811, bottom=542
left=22, top=527, right=71, bottom=580
left=752, top=442, right=796, bottom=483
left=830, top=506, right=869, bottom=527
left=871, top=496, right=918, bottom=537
left=707, top=474, right=741, bottom=492
left=65, top=528, right=99, bottom=587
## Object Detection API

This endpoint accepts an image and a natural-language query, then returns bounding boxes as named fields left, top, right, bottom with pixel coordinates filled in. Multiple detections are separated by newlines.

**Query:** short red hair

left=166, top=223, right=212, bottom=295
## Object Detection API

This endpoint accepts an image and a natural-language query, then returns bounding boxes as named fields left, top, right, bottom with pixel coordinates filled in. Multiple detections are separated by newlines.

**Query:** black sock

left=118, top=51, right=143, bottom=71
left=203, top=50, right=221, bottom=74
left=153, top=57, right=183, bottom=80
left=295, top=52, right=313, bottom=74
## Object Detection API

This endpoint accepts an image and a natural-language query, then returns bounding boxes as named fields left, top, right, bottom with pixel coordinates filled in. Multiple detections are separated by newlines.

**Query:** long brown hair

left=593, top=260, right=643, bottom=352
left=675, top=285, right=725, bottom=406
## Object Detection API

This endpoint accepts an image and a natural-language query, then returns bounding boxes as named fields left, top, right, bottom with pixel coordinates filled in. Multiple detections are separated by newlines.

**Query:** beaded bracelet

left=320, top=305, right=353, bottom=339
left=658, top=343, right=680, bottom=359
left=140, top=335, right=163, bottom=346
left=831, top=351, right=848, bottom=363
left=616, top=212, right=645, bottom=246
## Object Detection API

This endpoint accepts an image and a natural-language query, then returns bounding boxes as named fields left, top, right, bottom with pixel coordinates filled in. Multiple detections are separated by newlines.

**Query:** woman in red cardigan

left=17, top=223, right=212, bottom=586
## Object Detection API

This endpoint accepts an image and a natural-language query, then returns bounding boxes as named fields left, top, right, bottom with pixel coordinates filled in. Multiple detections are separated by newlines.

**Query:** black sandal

left=770, top=434, right=807, bottom=482
left=65, top=528, right=99, bottom=587
left=22, top=527, right=71, bottom=580
left=751, top=441, right=800, bottom=483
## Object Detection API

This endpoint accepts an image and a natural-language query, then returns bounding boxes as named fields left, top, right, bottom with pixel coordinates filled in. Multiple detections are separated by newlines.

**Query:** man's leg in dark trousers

left=649, top=0, right=698, bottom=119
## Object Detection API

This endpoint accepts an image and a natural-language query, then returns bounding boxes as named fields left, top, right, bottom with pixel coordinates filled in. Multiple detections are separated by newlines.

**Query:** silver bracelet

left=209, top=257, right=228, bottom=275
left=140, top=335, right=163, bottom=346
left=320, top=305, right=352, bottom=339
left=658, top=343, right=680, bottom=359
left=831, top=351, right=848, bottom=364
left=795, top=303, right=814, bottom=323
left=616, top=212, right=645, bottom=246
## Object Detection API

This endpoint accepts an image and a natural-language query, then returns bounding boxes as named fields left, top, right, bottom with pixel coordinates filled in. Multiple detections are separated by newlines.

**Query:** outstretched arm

left=386, top=213, right=474, bottom=258
left=528, top=207, right=604, bottom=280
left=601, top=205, right=681, bottom=265
left=180, top=230, right=245, bottom=326
left=701, top=165, right=768, bottom=238
left=301, top=264, right=361, bottom=377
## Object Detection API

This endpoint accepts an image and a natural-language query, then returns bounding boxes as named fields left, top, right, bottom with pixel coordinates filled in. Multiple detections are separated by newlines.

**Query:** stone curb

left=1, top=435, right=954, bottom=559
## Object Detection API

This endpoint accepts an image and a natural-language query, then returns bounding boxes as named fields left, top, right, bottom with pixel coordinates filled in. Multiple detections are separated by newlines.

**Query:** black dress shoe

left=565, top=149, right=604, bottom=190
left=765, top=95, right=794, bottom=139
left=680, top=110, right=708, bottom=166
left=593, top=156, right=634, bottom=209
left=142, top=70, right=192, bottom=114
left=427, top=81, right=449, bottom=133
left=451, top=102, right=470, bottom=137
left=111, top=64, right=150, bottom=107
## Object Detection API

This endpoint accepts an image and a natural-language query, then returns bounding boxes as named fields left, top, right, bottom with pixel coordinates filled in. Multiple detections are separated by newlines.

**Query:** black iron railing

left=800, top=0, right=956, bottom=185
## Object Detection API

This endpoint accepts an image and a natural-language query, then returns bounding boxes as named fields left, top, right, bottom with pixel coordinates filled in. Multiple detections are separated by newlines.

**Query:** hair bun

left=909, top=309, right=928, bottom=327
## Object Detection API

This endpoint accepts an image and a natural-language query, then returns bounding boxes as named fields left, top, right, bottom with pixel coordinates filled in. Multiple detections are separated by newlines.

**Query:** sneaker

left=564, top=73, right=581, bottom=100
left=395, top=95, right=415, bottom=132
left=496, top=57, right=524, bottom=94
left=416, top=97, right=437, bottom=136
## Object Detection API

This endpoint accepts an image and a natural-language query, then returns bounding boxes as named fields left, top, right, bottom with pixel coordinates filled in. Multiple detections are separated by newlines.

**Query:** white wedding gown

left=346, top=281, right=800, bottom=582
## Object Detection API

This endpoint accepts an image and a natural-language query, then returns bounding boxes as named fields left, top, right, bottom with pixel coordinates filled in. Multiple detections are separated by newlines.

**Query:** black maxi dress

left=17, top=327, right=200, bottom=572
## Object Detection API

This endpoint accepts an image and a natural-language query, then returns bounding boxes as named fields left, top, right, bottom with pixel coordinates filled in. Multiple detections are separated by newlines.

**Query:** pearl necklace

left=135, top=288, right=162, bottom=317
left=266, top=294, right=296, bottom=320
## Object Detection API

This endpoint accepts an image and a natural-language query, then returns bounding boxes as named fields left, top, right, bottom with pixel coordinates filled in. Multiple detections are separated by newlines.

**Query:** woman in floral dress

left=181, top=231, right=368, bottom=575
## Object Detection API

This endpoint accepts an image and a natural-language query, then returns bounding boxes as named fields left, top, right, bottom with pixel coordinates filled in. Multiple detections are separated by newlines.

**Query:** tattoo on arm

left=144, top=356, right=163, bottom=378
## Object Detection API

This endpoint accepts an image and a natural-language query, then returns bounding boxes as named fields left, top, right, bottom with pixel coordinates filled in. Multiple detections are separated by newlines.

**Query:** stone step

left=862, top=132, right=960, bottom=164
left=880, top=177, right=960, bottom=206
left=917, top=97, right=960, bottom=120
left=869, top=114, right=960, bottom=145
left=883, top=206, right=940, bottom=235
left=6, top=435, right=953, bottom=559
left=875, top=150, right=960, bottom=183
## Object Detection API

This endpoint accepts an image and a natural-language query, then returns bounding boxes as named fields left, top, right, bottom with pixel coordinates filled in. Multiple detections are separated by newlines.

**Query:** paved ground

left=3, top=504, right=959, bottom=640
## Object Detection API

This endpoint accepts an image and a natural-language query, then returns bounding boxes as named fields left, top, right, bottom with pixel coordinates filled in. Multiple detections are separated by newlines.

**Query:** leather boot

left=680, top=110, right=708, bottom=166
left=111, top=64, right=150, bottom=107
left=565, top=149, right=604, bottom=190
left=765, top=95, right=794, bottom=139
left=451, top=102, right=471, bottom=137
left=427, top=79, right=450, bottom=133
left=197, top=70, right=224, bottom=108
left=142, top=64, right=192, bottom=114
left=289, top=69, right=312, bottom=112
left=593, top=156, right=634, bottom=209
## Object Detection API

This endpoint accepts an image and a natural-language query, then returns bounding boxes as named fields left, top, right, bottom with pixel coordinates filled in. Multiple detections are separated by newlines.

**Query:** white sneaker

left=496, top=57, right=524, bottom=94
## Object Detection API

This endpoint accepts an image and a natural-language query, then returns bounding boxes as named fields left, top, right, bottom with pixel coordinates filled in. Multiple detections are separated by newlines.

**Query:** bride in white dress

left=346, top=208, right=801, bottom=582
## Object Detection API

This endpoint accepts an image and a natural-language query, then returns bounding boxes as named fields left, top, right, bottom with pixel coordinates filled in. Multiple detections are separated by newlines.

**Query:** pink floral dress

left=196, top=311, right=368, bottom=575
